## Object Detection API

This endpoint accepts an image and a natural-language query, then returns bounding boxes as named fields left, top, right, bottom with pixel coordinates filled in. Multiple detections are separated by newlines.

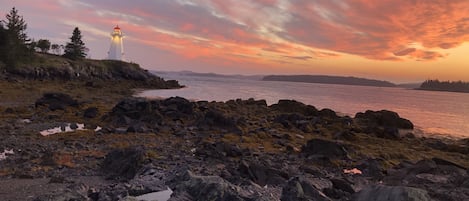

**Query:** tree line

left=419, top=79, right=469, bottom=93
left=0, top=7, right=88, bottom=72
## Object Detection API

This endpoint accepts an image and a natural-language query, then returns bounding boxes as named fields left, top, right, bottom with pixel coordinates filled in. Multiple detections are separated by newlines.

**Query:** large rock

left=238, top=161, right=289, bottom=186
left=281, top=177, right=332, bottom=201
left=270, top=100, right=318, bottom=116
left=35, top=92, right=79, bottom=111
left=353, top=185, right=431, bottom=201
left=167, top=170, right=249, bottom=201
left=355, top=110, right=414, bottom=129
left=302, top=139, right=349, bottom=159
left=101, top=147, right=146, bottom=180
left=107, top=98, right=164, bottom=127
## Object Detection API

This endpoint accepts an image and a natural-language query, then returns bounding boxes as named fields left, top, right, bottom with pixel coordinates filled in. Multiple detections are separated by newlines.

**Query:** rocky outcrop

left=270, top=99, right=318, bottom=116
left=5, top=56, right=181, bottom=89
left=355, top=110, right=414, bottom=139
left=355, top=110, right=414, bottom=129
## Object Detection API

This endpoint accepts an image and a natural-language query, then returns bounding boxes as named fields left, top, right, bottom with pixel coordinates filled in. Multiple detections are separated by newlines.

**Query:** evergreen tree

left=0, top=7, right=31, bottom=69
left=4, top=7, right=28, bottom=44
left=0, top=23, right=6, bottom=70
left=63, top=27, right=87, bottom=59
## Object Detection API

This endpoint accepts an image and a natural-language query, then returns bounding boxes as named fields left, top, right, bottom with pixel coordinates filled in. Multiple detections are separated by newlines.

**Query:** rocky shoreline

left=0, top=80, right=468, bottom=201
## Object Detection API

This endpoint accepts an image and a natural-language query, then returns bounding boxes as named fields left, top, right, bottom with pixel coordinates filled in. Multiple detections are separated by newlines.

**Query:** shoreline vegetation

left=417, top=79, right=469, bottom=93
left=1, top=7, right=469, bottom=201
left=262, top=75, right=397, bottom=87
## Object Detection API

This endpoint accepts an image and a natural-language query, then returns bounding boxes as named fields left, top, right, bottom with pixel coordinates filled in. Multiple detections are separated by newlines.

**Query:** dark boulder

left=330, top=178, right=356, bottom=194
left=101, top=147, right=146, bottom=180
left=162, top=96, right=194, bottom=115
left=238, top=160, right=289, bottom=186
left=35, top=93, right=78, bottom=111
left=355, top=110, right=414, bottom=129
left=353, top=185, right=431, bottom=201
left=83, top=107, right=98, bottom=118
left=281, top=177, right=332, bottom=201
left=302, top=139, right=349, bottom=159
left=270, top=99, right=318, bottom=116
left=108, top=98, right=163, bottom=126
left=111, top=98, right=152, bottom=120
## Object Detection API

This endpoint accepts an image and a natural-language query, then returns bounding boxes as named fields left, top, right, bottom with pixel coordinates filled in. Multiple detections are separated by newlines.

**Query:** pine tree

left=63, top=27, right=87, bottom=60
left=0, top=7, right=31, bottom=69
left=4, top=7, right=28, bottom=44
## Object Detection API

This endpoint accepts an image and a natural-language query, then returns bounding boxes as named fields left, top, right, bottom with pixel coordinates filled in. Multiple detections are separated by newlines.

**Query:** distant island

left=262, top=75, right=396, bottom=87
left=418, top=79, right=469, bottom=93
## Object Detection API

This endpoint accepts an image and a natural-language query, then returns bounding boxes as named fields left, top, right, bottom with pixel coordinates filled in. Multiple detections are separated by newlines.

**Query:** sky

left=1, top=0, right=469, bottom=83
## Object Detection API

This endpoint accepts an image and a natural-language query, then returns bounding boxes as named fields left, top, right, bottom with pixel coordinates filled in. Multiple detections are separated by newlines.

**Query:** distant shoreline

left=416, top=80, right=469, bottom=94
left=262, top=74, right=396, bottom=87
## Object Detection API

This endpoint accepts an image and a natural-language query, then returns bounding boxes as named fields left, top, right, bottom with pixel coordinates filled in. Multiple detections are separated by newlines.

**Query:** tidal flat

left=0, top=79, right=468, bottom=201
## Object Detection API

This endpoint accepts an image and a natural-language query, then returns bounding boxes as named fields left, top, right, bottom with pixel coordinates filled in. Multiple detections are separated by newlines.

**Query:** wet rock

left=167, top=170, right=249, bottom=201
left=281, top=177, right=332, bottom=201
left=101, top=147, right=146, bottom=180
left=353, top=185, right=431, bottom=201
left=83, top=107, right=98, bottom=118
left=302, top=139, right=349, bottom=159
left=355, top=110, right=414, bottom=129
left=330, top=178, right=355, bottom=194
left=238, top=161, right=289, bottom=186
left=35, top=92, right=79, bottom=111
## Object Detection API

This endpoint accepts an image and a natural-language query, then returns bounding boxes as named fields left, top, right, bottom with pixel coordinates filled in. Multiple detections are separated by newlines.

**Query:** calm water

left=137, top=74, right=469, bottom=139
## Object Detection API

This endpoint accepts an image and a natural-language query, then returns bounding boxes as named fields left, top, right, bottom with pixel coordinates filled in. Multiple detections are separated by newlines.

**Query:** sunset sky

left=1, top=0, right=469, bottom=82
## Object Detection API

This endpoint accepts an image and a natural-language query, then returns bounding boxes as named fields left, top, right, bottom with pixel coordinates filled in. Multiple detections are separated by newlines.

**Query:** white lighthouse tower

left=107, top=25, right=124, bottom=60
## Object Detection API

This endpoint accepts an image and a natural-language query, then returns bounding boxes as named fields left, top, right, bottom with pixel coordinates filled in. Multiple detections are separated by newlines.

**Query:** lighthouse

left=107, top=25, right=124, bottom=60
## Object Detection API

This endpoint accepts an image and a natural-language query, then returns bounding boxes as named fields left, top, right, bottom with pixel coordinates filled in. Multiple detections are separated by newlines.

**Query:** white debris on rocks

left=0, top=149, right=14, bottom=161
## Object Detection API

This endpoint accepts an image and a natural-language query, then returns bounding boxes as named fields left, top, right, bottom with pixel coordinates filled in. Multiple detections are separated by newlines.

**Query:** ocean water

left=137, top=74, right=469, bottom=139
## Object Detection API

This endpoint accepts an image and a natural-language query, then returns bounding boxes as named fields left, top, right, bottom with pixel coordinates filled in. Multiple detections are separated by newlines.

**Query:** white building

left=107, top=25, right=124, bottom=60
